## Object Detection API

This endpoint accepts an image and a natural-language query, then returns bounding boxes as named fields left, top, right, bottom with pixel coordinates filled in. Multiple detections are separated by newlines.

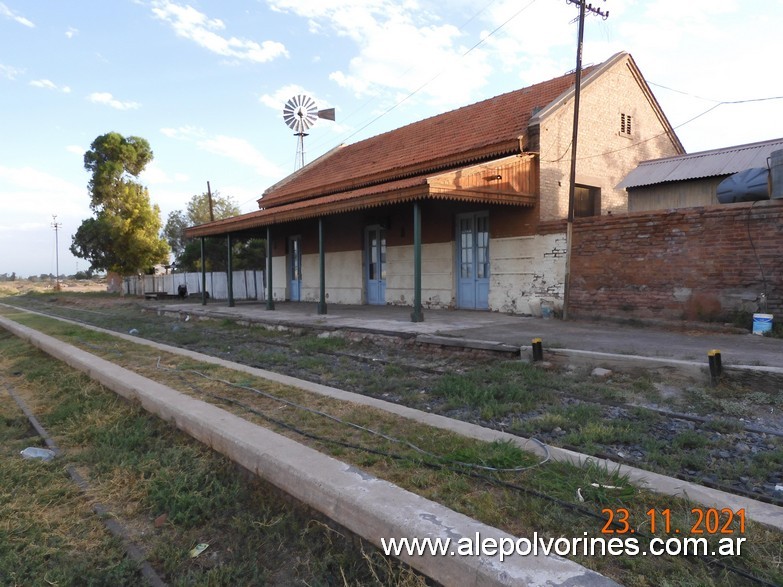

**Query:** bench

left=144, top=292, right=169, bottom=300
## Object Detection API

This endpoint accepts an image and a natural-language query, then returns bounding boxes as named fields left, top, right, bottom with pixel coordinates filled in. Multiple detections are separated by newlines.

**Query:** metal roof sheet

left=617, top=137, right=783, bottom=189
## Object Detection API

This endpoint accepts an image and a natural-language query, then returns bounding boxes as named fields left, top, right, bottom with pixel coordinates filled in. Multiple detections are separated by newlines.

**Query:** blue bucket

left=752, top=313, right=773, bottom=335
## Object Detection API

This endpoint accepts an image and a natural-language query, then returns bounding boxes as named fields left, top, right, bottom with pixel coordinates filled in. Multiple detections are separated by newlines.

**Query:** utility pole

left=207, top=181, right=215, bottom=222
left=562, top=0, right=608, bottom=320
left=51, top=215, right=62, bottom=291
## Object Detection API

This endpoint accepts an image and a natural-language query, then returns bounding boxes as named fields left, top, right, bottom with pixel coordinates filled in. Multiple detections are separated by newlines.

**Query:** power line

left=563, top=0, right=608, bottom=321
left=236, top=0, right=538, bottom=210
left=544, top=93, right=783, bottom=164
left=333, top=0, right=540, bottom=148
left=51, top=215, right=62, bottom=291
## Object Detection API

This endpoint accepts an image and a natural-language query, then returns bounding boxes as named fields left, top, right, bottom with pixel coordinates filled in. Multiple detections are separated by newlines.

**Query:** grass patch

left=3, top=300, right=783, bottom=585
left=0, top=332, right=426, bottom=586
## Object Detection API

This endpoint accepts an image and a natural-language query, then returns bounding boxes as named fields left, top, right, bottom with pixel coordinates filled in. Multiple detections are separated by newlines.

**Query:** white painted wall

left=489, top=233, right=566, bottom=315
left=298, top=250, right=364, bottom=304
left=268, top=234, right=566, bottom=315
left=385, top=242, right=454, bottom=308
left=271, top=244, right=453, bottom=307
left=271, top=256, right=287, bottom=301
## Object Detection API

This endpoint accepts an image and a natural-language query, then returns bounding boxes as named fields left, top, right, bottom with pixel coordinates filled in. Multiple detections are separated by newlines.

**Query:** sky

left=1, top=0, right=782, bottom=278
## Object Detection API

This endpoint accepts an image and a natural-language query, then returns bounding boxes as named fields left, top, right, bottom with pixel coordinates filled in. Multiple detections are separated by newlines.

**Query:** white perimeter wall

left=125, top=271, right=264, bottom=301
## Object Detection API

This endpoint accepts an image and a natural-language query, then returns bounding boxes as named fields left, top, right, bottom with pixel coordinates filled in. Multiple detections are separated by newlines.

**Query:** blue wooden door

left=365, top=226, right=386, bottom=305
left=457, top=212, right=489, bottom=309
left=289, top=236, right=301, bottom=301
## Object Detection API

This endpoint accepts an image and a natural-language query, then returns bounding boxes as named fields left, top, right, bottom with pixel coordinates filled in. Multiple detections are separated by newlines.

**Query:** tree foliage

left=163, top=190, right=240, bottom=262
left=71, top=133, right=169, bottom=275
left=163, top=192, right=264, bottom=272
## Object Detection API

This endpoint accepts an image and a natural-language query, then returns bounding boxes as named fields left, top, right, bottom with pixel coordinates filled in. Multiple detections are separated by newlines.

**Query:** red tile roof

left=261, top=66, right=594, bottom=208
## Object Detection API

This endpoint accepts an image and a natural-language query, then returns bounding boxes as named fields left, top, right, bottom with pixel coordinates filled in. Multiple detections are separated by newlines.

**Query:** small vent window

left=620, top=113, right=633, bottom=136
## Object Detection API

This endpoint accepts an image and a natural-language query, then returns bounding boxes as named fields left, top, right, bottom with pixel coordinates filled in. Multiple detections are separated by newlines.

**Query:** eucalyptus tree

left=71, top=132, right=169, bottom=274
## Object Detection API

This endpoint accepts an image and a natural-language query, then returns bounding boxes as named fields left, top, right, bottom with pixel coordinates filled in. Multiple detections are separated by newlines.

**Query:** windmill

left=283, top=94, right=335, bottom=170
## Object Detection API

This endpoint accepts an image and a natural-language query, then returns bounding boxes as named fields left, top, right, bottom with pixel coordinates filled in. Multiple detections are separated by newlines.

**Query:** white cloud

left=65, top=26, right=78, bottom=39
left=65, top=145, right=84, bottom=155
left=0, top=165, right=85, bottom=218
left=138, top=161, right=190, bottom=186
left=0, top=2, right=34, bottom=27
left=88, top=92, right=141, bottom=110
left=269, top=0, right=491, bottom=107
left=0, top=63, right=23, bottom=80
left=198, top=135, right=284, bottom=177
left=30, top=79, right=71, bottom=93
left=139, top=161, right=176, bottom=185
left=0, top=222, right=46, bottom=232
left=160, top=125, right=203, bottom=140
left=151, top=1, right=288, bottom=63
left=160, top=126, right=284, bottom=178
left=259, top=84, right=309, bottom=110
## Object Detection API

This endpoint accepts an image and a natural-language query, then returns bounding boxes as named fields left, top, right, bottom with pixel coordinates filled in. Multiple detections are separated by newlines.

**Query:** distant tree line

left=0, top=272, right=99, bottom=282
left=163, top=191, right=264, bottom=272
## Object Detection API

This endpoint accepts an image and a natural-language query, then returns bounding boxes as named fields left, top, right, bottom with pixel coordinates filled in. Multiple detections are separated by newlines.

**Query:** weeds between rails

left=5, top=294, right=783, bottom=508
left=4, top=312, right=783, bottom=585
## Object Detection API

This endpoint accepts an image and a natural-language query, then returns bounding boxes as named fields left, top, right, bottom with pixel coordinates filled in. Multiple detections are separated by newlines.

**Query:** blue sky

left=2, top=0, right=782, bottom=278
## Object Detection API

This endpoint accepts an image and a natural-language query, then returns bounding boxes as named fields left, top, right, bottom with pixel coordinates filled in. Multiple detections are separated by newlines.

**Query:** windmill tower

left=282, top=94, right=335, bottom=170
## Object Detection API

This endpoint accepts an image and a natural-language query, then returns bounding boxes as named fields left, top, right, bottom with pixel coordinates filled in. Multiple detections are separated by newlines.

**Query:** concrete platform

left=152, top=300, right=783, bottom=375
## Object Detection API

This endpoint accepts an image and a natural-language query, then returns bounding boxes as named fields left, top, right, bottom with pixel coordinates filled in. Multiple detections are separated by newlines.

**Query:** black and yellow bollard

left=708, top=349, right=722, bottom=384
left=532, top=338, right=544, bottom=362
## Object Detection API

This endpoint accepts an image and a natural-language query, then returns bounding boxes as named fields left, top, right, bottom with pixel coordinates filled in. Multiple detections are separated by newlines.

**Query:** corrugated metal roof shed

left=617, top=137, right=783, bottom=189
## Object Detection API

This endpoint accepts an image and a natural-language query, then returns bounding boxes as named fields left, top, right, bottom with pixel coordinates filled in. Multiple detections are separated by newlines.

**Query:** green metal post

left=266, top=226, right=275, bottom=310
left=317, top=217, right=327, bottom=315
left=200, top=237, right=207, bottom=305
left=227, top=233, right=235, bottom=307
left=411, top=201, right=424, bottom=322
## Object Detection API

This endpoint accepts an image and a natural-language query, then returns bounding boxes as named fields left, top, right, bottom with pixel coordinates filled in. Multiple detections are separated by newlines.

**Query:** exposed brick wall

left=569, top=200, right=783, bottom=322
left=537, top=56, right=682, bottom=221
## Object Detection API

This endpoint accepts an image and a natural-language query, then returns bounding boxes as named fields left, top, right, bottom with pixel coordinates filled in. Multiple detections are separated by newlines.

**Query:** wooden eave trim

left=187, top=185, right=429, bottom=237
left=185, top=177, right=537, bottom=238
left=260, top=139, right=523, bottom=208
left=428, top=186, right=536, bottom=206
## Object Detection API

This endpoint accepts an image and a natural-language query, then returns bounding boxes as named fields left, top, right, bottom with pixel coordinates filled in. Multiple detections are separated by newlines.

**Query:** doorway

left=456, top=212, right=489, bottom=309
left=289, top=235, right=302, bottom=301
left=365, top=225, right=386, bottom=305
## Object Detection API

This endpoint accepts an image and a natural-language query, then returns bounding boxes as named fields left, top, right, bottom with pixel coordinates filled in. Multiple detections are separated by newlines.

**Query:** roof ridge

left=260, top=54, right=620, bottom=206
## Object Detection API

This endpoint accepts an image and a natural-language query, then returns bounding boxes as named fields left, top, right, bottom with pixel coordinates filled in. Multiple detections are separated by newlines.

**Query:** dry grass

left=3, top=304, right=783, bottom=586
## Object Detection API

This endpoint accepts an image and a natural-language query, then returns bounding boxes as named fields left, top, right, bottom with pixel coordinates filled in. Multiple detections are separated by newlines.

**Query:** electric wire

left=331, top=0, right=540, bottom=149
left=159, top=362, right=776, bottom=587
left=4, top=304, right=780, bottom=584
left=236, top=0, right=537, bottom=209
left=155, top=357, right=550, bottom=474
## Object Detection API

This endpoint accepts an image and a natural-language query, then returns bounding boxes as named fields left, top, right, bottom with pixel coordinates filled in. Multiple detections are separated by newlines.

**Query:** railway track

left=5, top=297, right=783, bottom=508
left=3, top=297, right=783, bottom=585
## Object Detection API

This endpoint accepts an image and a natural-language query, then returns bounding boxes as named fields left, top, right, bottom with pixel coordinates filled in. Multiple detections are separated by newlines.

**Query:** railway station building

left=185, top=51, right=682, bottom=319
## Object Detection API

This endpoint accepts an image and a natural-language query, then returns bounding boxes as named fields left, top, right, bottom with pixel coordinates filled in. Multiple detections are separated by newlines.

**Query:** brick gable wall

left=537, top=57, right=682, bottom=221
